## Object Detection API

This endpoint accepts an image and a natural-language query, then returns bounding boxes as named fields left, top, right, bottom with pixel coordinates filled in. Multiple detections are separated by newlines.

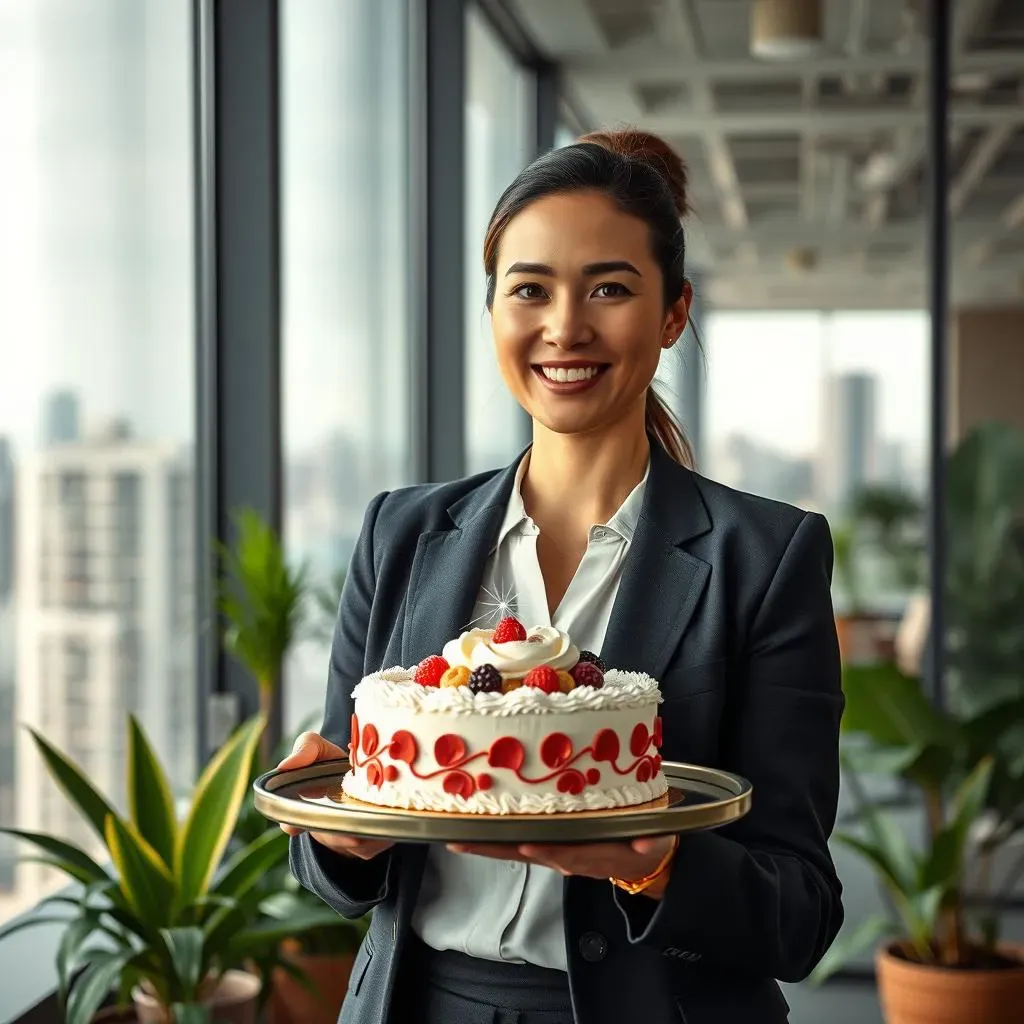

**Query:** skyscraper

left=819, top=372, right=879, bottom=514
left=40, top=391, right=80, bottom=447
left=12, top=428, right=193, bottom=913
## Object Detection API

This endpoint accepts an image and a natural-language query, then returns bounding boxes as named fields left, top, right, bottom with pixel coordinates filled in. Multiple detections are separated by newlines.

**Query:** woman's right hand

left=277, top=731, right=395, bottom=861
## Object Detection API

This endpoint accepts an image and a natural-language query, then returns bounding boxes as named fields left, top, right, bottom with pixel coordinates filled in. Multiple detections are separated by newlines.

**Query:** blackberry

left=468, top=663, right=503, bottom=694
left=577, top=650, right=607, bottom=673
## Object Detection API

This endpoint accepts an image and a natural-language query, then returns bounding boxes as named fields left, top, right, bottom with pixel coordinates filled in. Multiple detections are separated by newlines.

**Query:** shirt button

left=578, top=931, right=608, bottom=962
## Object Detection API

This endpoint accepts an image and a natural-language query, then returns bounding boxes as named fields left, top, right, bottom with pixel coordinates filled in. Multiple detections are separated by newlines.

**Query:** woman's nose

left=543, top=300, right=593, bottom=349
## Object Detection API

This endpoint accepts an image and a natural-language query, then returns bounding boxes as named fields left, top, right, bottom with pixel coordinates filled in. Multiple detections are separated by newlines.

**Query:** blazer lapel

left=401, top=453, right=526, bottom=666
left=601, top=445, right=712, bottom=685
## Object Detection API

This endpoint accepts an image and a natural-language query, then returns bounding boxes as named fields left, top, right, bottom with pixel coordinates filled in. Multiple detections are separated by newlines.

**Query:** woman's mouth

left=532, top=362, right=609, bottom=394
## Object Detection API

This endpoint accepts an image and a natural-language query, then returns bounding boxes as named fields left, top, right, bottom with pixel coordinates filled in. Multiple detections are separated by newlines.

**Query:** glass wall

left=464, top=4, right=535, bottom=475
left=280, top=0, right=414, bottom=733
left=0, top=0, right=196, bottom=923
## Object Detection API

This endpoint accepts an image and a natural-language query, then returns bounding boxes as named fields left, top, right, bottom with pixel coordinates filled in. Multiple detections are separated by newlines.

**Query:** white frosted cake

left=343, top=618, right=667, bottom=814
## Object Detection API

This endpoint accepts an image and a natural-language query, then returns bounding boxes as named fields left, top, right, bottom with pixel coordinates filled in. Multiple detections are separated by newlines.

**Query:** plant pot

left=835, top=612, right=886, bottom=666
left=268, top=941, right=355, bottom=1024
left=875, top=942, right=1024, bottom=1024
left=92, top=1008, right=138, bottom=1023
left=132, top=970, right=261, bottom=1024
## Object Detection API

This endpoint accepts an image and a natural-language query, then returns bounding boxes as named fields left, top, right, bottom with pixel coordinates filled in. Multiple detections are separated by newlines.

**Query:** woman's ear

left=662, top=279, right=693, bottom=349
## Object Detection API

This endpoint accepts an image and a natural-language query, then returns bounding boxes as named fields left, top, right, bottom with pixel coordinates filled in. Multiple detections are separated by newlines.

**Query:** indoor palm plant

left=0, top=714, right=341, bottom=1024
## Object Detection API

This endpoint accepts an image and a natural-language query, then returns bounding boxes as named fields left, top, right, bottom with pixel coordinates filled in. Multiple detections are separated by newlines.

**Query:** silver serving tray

left=253, top=758, right=752, bottom=843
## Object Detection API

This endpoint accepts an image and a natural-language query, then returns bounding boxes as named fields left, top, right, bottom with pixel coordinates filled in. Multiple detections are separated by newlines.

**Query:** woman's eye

left=593, top=282, right=631, bottom=298
left=512, top=283, right=546, bottom=300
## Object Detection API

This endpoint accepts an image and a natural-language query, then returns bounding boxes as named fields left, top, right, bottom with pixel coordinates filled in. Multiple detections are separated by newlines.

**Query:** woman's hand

left=446, top=836, right=676, bottom=899
left=277, top=732, right=395, bottom=861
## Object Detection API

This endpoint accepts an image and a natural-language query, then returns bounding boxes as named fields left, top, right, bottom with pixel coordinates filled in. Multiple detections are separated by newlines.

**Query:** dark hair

left=482, top=128, right=695, bottom=468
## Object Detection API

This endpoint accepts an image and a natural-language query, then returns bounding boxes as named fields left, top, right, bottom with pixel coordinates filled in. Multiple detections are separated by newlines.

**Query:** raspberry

left=468, top=664, right=503, bottom=694
left=577, top=650, right=606, bottom=673
left=414, top=655, right=449, bottom=687
left=493, top=617, right=527, bottom=644
left=523, top=665, right=560, bottom=694
left=570, top=662, right=604, bottom=689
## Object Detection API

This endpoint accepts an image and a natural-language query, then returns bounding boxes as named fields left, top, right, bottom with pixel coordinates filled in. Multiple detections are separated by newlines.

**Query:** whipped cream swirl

left=441, top=625, right=579, bottom=676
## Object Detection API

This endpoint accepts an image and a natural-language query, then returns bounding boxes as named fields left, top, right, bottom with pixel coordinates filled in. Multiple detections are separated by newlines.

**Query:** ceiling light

left=751, top=0, right=823, bottom=60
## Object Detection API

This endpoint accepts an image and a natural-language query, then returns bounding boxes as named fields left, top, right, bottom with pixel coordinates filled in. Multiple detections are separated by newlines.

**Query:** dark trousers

left=388, top=934, right=576, bottom=1024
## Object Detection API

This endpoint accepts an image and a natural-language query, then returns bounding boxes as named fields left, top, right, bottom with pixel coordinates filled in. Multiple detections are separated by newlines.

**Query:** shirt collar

left=492, top=454, right=650, bottom=552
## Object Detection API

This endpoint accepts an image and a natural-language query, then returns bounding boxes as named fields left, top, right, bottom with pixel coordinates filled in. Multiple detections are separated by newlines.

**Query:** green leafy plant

left=0, top=715, right=340, bottom=1023
left=216, top=508, right=310, bottom=766
left=851, top=484, right=926, bottom=593
left=831, top=521, right=865, bottom=616
left=811, top=663, right=1024, bottom=981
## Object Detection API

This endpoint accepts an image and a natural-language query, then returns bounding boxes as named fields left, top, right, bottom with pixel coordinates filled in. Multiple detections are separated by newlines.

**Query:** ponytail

left=645, top=388, right=695, bottom=469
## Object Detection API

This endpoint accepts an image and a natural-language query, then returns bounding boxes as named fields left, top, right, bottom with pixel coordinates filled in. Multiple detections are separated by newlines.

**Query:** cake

left=343, top=617, right=667, bottom=814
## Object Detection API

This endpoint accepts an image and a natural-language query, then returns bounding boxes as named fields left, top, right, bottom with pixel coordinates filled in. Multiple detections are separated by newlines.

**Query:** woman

left=280, top=129, right=844, bottom=1024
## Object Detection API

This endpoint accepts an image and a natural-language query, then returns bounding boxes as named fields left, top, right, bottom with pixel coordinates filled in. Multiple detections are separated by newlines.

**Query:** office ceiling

left=509, top=0, right=1024, bottom=309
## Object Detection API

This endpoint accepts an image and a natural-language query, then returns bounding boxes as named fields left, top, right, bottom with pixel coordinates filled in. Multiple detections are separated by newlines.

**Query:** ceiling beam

left=654, top=0, right=748, bottom=231
left=948, top=125, right=1017, bottom=216
left=563, top=46, right=1024, bottom=82
left=629, top=103, right=1024, bottom=136
left=952, top=0, right=1003, bottom=53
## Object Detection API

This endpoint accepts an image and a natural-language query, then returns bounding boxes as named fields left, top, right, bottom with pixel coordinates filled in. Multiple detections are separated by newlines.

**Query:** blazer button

left=579, top=931, right=608, bottom=962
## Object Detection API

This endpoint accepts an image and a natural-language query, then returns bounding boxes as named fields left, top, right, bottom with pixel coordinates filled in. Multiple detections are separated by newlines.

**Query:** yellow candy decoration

left=557, top=671, right=575, bottom=693
left=501, top=677, right=523, bottom=694
left=441, top=665, right=471, bottom=688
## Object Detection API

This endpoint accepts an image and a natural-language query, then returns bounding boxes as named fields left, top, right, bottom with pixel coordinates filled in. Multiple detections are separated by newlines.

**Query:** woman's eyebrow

left=504, top=260, right=642, bottom=277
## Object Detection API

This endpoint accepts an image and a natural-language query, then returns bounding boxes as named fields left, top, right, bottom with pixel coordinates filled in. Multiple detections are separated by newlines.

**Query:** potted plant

left=216, top=508, right=310, bottom=768
left=812, top=659, right=1024, bottom=1022
left=0, top=714, right=341, bottom=1024
left=831, top=518, right=883, bottom=665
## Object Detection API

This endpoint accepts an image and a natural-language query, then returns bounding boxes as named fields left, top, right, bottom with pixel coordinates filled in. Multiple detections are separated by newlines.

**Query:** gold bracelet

left=609, top=835, right=679, bottom=895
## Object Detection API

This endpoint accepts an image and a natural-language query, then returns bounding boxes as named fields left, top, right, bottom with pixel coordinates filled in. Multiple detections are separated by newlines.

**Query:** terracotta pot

left=835, top=613, right=885, bottom=666
left=132, top=970, right=261, bottom=1024
left=268, top=942, right=355, bottom=1024
left=875, top=942, right=1024, bottom=1024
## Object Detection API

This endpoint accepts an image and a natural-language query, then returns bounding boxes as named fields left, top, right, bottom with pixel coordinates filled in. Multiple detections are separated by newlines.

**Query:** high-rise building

left=12, top=428, right=193, bottom=913
left=819, top=372, right=879, bottom=514
left=40, top=391, right=80, bottom=447
left=0, top=438, right=13, bottom=601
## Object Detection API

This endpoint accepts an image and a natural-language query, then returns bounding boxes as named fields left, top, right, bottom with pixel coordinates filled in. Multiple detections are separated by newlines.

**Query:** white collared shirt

left=410, top=455, right=649, bottom=970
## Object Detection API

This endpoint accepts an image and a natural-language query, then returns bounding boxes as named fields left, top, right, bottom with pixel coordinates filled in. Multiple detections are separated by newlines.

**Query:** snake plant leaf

left=159, top=927, right=206, bottom=998
left=0, top=913, right=70, bottom=944
left=56, top=909, right=133, bottom=1004
left=175, top=714, right=265, bottom=910
left=834, top=830, right=917, bottom=899
left=127, top=715, right=178, bottom=869
left=225, top=905, right=347, bottom=959
left=21, top=730, right=119, bottom=846
left=0, top=827, right=111, bottom=885
left=65, top=950, right=133, bottom=1024
left=211, top=827, right=288, bottom=901
left=105, top=814, right=176, bottom=930
left=809, top=913, right=897, bottom=984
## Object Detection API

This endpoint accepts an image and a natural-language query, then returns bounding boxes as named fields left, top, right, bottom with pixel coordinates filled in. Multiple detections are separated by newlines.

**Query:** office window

left=464, top=5, right=535, bottom=475
left=281, top=0, right=413, bottom=733
left=0, top=0, right=196, bottom=922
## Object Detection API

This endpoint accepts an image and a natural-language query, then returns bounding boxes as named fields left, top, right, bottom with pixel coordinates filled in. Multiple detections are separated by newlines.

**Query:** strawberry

left=523, top=665, right=560, bottom=694
left=492, top=617, right=527, bottom=644
left=413, top=655, right=449, bottom=687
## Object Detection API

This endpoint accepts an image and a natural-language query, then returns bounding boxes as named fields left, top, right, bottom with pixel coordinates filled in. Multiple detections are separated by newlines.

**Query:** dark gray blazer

left=290, top=442, right=845, bottom=1024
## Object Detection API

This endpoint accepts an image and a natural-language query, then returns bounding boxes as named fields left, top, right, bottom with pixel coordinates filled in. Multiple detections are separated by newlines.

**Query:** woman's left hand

left=446, top=836, right=676, bottom=899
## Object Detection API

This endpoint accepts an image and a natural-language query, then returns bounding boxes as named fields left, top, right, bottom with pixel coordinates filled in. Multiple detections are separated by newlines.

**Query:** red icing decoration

left=476, top=773, right=493, bottom=791
left=435, top=734, right=467, bottom=768
left=362, top=724, right=379, bottom=757
left=653, top=717, right=663, bottom=748
left=592, top=728, right=620, bottom=763
left=488, top=736, right=525, bottom=771
left=350, top=714, right=360, bottom=753
left=636, top=760, right=653, bottom=783
left=366, top=761, right=382, bottom=788
left=383, top=764, right=399, bottom=782
left=556, top=769, right=586, bottom=795
left=540, top=732, right=574, bottom=769
left=585, top=768, right=601, bottom=785
left=443, top=770, right=476, bottom=798
left=630, top=723, right=650, bottom=758
left=388, top=730, right=417, bottom=763
left=653, top=755, right=663, bottom=771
